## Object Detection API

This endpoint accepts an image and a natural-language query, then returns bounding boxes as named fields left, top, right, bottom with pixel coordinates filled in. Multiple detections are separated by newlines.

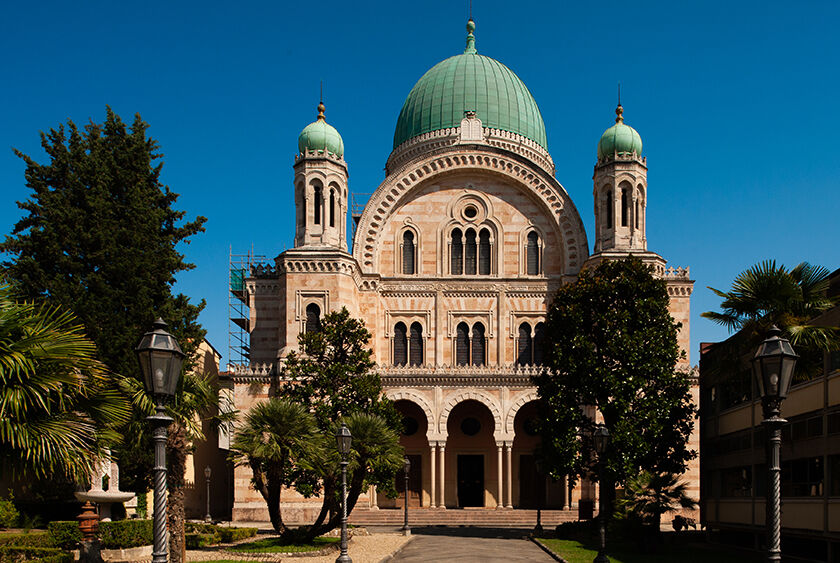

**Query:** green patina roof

left=393, top=20, right=547, bottom=150
left=597, top=105, right=642, bottom=160
left=298, top=102, right=344, bottom=158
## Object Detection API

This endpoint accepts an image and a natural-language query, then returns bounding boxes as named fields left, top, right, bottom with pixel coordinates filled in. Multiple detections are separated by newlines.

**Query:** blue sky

left=1, top=0, right=838, bottom=367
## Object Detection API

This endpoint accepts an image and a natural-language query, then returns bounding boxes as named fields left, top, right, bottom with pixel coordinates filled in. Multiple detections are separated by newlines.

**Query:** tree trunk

left=305, top=465, right=366, bottom=540
left=166, top=422, right=188, bottom=563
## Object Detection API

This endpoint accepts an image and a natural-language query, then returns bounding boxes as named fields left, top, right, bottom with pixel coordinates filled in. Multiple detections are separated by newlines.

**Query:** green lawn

left=536, top=538, right=762, bottom=563
left=227, top=536, right=338, bottom=553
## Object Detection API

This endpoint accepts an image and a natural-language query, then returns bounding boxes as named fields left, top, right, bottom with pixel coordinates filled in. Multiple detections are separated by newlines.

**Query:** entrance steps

left=349, top=508, right=579, bottom=528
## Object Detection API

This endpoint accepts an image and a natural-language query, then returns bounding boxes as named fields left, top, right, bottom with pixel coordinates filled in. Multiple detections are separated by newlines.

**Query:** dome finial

left=317, top=81, right=326, bottom=121
left=464, top=17, right=477, bottom=54
left=615, top=82, right=623, bottom=123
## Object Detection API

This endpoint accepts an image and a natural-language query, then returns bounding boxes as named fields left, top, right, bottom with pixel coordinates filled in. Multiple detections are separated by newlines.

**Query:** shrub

left=554, top=519, right=596, bottom=540
left=0, top=495, right=19, bottom=529
left=98, top=520, right=152, bottom=549
left=46, top=522, right=81, bottom=550
left=216, top=527, right=257, bottom=543
left=184, top=534, right=215, bottom=550
left=0, top=534, right=54, bottom=548
left=0, top=546, right=72, bottom=563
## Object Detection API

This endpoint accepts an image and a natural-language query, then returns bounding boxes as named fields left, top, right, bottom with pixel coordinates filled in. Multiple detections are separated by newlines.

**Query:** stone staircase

left=349, top=508, right=579, bottom=528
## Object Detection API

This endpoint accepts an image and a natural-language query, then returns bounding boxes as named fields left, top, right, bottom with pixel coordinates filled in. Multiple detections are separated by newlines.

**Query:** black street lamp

left=753, top=326, right=798, bottom=563
left=135, top=319, right=185, bottom=563
left=335, top=423, right=353, bottom=563
left=204, top=466, right=212, bottom=523
left=402, top=457, right=411, bottom=536
left=533, top=457, right=544, bottom=536
left=593, top=424, right=610, bottom=563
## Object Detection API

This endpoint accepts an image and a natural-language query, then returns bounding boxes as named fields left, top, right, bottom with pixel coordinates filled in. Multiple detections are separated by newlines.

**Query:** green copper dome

left=597, top=105, right=642, bottom=160
left=393, top=20, right=547, bottom=150
left=298, top=102, right=344, bottom=158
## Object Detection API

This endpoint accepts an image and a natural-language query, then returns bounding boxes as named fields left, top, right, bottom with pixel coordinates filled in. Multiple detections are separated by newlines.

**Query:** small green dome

left=597, top=105, right=642, bottom=160
left=393, top=19, right=547, bottom=150
left=298, top=103, right=344, bottom=158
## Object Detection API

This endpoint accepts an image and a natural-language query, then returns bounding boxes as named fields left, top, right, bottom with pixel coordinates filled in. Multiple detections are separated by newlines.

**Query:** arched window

left=402, top=231, right=415, bottom=275
left=526, top=231, right=540, bottom=275
left=517, top=322, right=533, bottom=366
left=471, top=322, right=485, bottom=366
left=313, top=185, right=322, bottom=225
left=605, top=190, right=613, bottom=229
left=456, top=322, right=470, bottom=366
left=533, top=322, right=546, bottom=366
left=464, top=229, right=477, bottom=275
left=329, top=190, right=335, bottom=227
left=451, top=229, right=463, bottom=275
left=409, top=322, right=423, bottom=366
left=393, top=322, right=407, bottom=366
left=621, top=187, right=629, bottom=227
left=478, top=229, right=491, bottom=275
left=635, top=199, right=639, bottom=228
left=305, top=303, right=321, bottom=333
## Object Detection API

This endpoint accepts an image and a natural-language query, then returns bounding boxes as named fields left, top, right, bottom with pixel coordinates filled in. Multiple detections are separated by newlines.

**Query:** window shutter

left=471, top=322, right=485, bottom=366
left=403, top=231, right=415, bottom=274
left=451, top=229, right=463, bottom=275
left=479, top=229, right=491, bottom=275
left=465, top=229, right=477, bottom=275
left=393, top=323, right=407, bottom=366
left=456, top=322, right=470, bottom=366
left=517, top=323, right=532, bottom=365
left=526, top=231, right=539, bottom=275
left=409, top=322, right=423, bottom=366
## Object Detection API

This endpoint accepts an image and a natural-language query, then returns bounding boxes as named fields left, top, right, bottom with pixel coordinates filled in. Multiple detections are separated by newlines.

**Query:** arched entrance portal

left=378, top=400, right=428, bottom=508
left=445, top=400, right=498, bottom=508
left=512, top=400, right=566, bottom=509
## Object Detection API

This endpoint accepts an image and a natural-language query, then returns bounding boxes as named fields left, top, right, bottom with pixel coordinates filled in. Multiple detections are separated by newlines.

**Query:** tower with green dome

left=293, top=101, right=349, bottom=250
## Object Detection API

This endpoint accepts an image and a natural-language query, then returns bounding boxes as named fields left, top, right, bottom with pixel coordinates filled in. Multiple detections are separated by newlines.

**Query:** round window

left=402, top=416, right=419, bottom=436
left=463, top=205, right=478, bottom=219
left=461, top=417, right=481, bottom=436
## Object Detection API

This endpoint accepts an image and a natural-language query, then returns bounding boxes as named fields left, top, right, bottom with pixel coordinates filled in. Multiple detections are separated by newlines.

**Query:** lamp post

left=136, top=319, right=185, bottom=563
left=533, top=457, right=544, bottom=536
left=204, top=466, right=212, bottom=523
left=592, top=424, right=610, bottom=563
left=753, top=326, right=798, bottom=563
left=335, top=423, right=353, bottom=563
left=402, top=457, right=411, bottom=536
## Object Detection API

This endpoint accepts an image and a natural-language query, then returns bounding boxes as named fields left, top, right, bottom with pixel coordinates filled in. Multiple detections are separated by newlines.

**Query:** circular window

left=523, top=417, right=540, bottom=436
left=463, top=205, right=478, bottom=219
left=402, top=416, right=419, bottom=436
left=461, top=417, right=481, bottom=436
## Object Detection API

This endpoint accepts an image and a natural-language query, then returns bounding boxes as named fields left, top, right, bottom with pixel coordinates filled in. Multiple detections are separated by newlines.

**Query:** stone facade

left=226, top=46, right=697, bottom=523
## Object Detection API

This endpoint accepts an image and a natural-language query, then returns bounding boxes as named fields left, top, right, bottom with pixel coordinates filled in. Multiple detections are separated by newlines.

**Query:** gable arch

left=352, top=149, right=589, bottom=276
left=439, top=389, right=503, bottom=439
left=385, top=388, right=436, bottom=438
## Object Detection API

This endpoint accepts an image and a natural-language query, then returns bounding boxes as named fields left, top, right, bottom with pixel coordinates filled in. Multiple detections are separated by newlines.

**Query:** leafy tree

left=0, top=285, right=130, bottom=480
left=229, top=398, right=325, bottom=534
left=534, top=258, right=697, bottom=496
left=616, top=471, right=697, bottom=533
left=0, top=106, right=207, bottom=382
left=278, top=308, right=404, bottom=540
left=702, top=260, right=839, bottom=381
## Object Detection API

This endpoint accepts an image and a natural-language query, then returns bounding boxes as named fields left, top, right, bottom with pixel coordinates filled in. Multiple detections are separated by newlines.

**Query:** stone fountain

left=74, top=451, right=135, bottom=521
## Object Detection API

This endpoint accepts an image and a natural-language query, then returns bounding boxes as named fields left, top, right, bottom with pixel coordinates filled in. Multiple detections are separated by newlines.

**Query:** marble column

left=439, top=444, right=446, bottom=509
left=430, top=443, right=437, bottom=509
left=370, top=485, right=378, bottom=509
left=496, top=443, right=504, bottom=509
left=504, top=442, right=513, bottom=509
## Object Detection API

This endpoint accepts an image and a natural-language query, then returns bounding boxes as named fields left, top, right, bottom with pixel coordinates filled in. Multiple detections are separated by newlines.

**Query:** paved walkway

left=390, top=527, right=555, bottom=562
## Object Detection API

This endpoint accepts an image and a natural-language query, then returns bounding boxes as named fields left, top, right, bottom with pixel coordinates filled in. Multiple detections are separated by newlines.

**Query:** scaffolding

left=228, top=247, right=269, bottom=369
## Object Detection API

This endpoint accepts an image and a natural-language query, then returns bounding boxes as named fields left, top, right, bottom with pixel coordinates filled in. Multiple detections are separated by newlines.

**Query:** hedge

left=184, top=534, right=215, bottom=550
left=46, top=522, right=80, bottom=550
left=0, top=546, right=72, bottom=563
left=0, top=534, right=54, bottom=549
left=182, top=524, right=257, bottom=545
left=98, top=520, right=152, bottom=549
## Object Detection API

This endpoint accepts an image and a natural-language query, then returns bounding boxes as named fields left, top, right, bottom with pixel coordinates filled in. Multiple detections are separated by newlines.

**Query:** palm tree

left=0, top=285, right=130, bottom=481
left=616, top=471, right=697, bottom=535
left=229, top=398, right=325, bottom=534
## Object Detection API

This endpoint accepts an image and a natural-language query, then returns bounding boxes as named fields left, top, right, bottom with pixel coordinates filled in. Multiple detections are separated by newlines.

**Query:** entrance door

left=457, top=455, right=484, bottom=507
left=519, top=455, right=546, bottom=508
left=396, top=454, right=422, bottom=508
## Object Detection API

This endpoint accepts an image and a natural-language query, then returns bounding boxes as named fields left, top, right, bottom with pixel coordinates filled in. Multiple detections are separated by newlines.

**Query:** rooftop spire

left=317, top=82, right=326, bottom=121
left=464, top=18, right=477, bottom=54
left=615, top=83, right=624, bottom=123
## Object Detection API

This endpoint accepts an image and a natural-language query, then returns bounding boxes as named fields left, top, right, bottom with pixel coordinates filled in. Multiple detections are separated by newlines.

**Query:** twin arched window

left=402, top=230, right=416, bottom=275
left=451, top=228, right=491, bottom=275
left=305, top=303, right=321, bottom=333
left=516, top=322, right=545, bottom=366
left=456, top=321, right=486, bottom=366
left=393, top=322, right=424, bottom=366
